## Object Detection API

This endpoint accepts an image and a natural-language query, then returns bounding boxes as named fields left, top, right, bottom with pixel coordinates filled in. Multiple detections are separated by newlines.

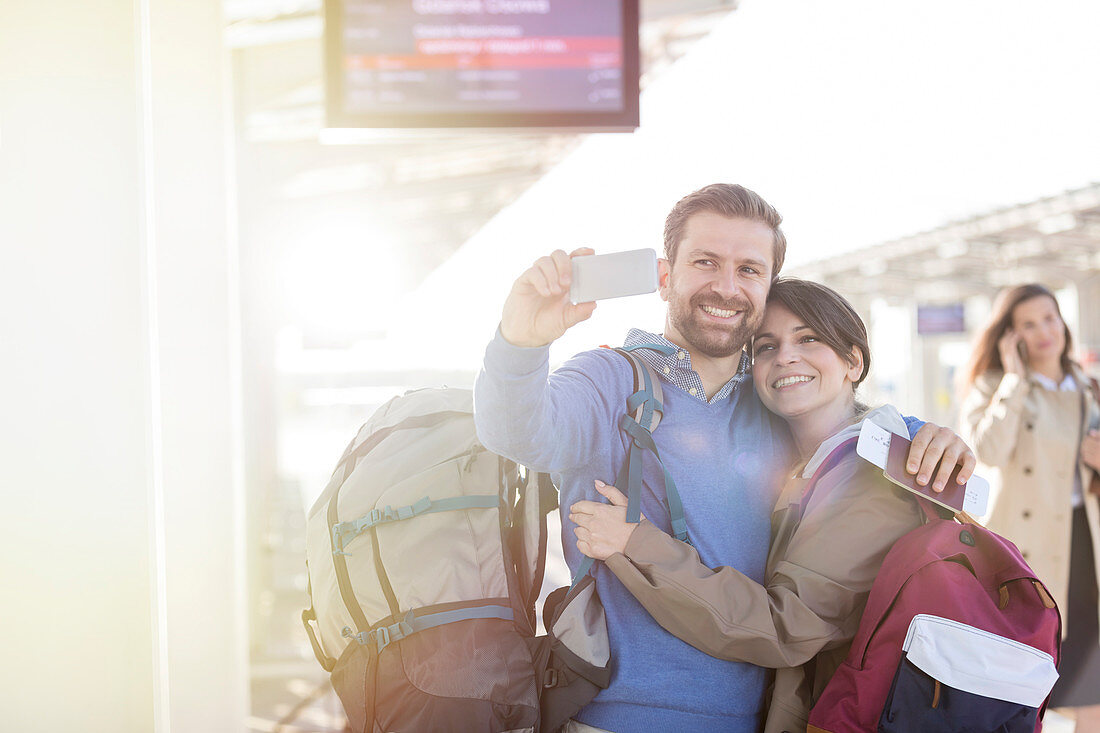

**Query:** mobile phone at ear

left=1017, top=339, right=1029, bottom=363
left=570, top=248, right=659, bottom=304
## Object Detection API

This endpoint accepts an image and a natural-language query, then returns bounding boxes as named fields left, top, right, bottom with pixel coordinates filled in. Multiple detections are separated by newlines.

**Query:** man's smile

left=700, top=304, right=741, bottom=319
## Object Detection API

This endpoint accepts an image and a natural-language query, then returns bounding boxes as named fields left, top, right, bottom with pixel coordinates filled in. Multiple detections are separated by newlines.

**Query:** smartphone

left=569, top=248, right=659, bottom=305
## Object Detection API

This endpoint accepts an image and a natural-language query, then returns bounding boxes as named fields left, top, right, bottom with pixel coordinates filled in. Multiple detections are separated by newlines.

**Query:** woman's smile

left=771, top=374, right=815, bottom=390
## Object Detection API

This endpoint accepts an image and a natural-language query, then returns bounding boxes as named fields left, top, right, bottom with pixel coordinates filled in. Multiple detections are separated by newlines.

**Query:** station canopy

left=791, top=183, right=1100, bottom=303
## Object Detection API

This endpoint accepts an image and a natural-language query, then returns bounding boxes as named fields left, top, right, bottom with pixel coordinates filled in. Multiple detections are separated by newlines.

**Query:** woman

left=959, top=283, right=1100, bottom=728
left=568, top=279, right=926, bottom=733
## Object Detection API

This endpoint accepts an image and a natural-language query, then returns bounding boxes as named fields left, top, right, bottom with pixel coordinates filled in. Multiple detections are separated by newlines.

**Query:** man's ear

left=658, top=258, right=671, bottom=302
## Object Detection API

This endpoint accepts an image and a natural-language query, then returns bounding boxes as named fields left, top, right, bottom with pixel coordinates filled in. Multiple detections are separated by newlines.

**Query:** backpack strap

left=570, top=343, right=685, bottom=591
left=508, top=467, right=558, bottom=633
left=618, top=344, right=668, bottom=433
left=803, top=435, right=963, bottom=523
left=524, top=472, right=558, bottom=613
left=799, top=437, right=860, bottom=515
left=302, top=575, right=337, bottom=672
left=611, top=345, right=689, bottom=543
left=1089, top=378, right=1100, bottom=496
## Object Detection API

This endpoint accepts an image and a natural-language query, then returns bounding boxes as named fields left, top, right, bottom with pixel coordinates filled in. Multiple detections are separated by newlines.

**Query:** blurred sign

left=325, top=0, right=640, bottom=130
left=917, top=303, right=966, bottom=335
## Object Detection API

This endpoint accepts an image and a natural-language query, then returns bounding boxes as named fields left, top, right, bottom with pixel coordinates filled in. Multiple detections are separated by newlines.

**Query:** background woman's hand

left=1082, top=429, right=1100, bottom=473
left=568, top=481, right=640, bottom=561
left=998, top=329, right=1027, bottom=376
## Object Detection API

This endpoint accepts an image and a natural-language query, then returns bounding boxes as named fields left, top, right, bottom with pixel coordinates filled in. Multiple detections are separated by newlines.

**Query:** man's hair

left=759, top=278, right=871, bottom=387
left=663, top=183, right=787, bottom=277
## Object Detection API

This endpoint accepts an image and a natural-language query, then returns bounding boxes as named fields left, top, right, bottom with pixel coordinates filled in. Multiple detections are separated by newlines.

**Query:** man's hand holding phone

left=998, top=329, right=1028, bottom=376
left=500, top=248, right=598, bottom=348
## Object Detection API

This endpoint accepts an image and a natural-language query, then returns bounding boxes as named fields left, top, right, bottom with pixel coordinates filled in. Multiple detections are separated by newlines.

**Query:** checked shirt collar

left=623, top=328, right=750, bottom=404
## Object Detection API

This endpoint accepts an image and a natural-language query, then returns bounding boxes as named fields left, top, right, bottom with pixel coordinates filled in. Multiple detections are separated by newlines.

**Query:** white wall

left=0, top=0, right=247, bottom=730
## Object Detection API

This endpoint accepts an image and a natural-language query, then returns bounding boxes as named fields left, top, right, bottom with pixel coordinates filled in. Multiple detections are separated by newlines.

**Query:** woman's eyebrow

left=756, top=324, right=812, bottom=340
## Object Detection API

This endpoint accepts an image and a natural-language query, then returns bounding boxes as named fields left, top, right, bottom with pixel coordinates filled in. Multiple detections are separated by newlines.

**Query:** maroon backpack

left=806, top=443, right=1062, bottom=732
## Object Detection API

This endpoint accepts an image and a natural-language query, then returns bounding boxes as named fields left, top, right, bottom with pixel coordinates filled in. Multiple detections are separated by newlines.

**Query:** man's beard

left=668, top=291, right=761, bottom=359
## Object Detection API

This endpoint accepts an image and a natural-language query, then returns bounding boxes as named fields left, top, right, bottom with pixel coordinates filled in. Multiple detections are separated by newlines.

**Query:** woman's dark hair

left=960, top=283, right=1076, bottom=391
left=755, top=278, right=871, bottom=387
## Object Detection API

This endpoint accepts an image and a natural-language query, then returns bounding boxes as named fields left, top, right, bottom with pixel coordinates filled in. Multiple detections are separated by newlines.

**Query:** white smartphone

left=569, top=248, right=659, bottom=305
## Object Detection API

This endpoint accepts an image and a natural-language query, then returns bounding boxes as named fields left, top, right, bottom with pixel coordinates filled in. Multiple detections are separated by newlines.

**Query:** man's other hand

left=499, top=248, right=597, bottom=348
left=906, top=423, right=977, bottom=492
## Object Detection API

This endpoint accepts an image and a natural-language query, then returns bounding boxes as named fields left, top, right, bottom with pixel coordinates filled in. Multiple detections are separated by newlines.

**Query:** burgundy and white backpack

left=807, top=441, right=1061, bottom=732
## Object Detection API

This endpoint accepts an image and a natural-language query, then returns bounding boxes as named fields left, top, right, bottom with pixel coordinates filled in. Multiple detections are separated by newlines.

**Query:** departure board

left=324, top=0, right=639, bottom=129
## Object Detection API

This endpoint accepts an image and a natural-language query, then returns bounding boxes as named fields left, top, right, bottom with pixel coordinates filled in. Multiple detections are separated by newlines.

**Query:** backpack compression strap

left=332, top=494, right=501, bottom=554
left=346, top=604, right=517, bottom=655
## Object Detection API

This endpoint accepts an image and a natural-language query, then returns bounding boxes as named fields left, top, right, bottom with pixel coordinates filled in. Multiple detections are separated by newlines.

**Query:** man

left=474, top=184, right=974, bottom=732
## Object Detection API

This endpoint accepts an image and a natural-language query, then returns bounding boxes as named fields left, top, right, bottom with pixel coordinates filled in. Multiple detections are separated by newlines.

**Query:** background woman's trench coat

left=961, top=366, right=1100, bottom=638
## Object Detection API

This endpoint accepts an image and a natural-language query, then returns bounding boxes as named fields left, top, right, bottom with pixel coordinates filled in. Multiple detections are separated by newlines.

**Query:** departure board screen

left=324, top=0, right=639, bottom=129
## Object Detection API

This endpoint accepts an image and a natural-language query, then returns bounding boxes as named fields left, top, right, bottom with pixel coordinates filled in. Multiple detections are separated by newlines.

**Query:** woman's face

left=1010, top=295, right=1066, bottom=366
left=751, top=303, right=863, bottom=421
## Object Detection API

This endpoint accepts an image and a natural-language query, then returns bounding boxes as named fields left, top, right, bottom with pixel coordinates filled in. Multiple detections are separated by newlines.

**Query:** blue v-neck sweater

left=475, top=330, right=794, bottom=732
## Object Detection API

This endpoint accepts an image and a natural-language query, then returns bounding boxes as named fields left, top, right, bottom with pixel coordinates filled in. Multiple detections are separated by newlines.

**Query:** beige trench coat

left=960, top=366, right=1100, bottom=638
left=604, top=407, right=923, bottom=733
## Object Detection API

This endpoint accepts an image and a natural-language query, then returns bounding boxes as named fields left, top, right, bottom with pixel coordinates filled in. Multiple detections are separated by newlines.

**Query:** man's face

left=659, top=212, right=774, bottom=359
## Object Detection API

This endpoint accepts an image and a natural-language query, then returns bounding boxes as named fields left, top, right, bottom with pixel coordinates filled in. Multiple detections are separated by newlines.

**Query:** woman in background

left=959, top=283, right=1100, bottom=729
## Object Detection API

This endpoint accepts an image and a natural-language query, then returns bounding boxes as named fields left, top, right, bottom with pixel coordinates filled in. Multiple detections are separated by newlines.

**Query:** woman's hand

left=568, top=480, right=641, bottom=561
left=1082, top=429, right=1100, bottom=473
left=998, top=329, right=1027, bottom=377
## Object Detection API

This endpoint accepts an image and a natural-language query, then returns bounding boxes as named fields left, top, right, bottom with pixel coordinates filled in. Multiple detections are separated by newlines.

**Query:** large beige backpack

left=302, top=387, right=610, bottom=733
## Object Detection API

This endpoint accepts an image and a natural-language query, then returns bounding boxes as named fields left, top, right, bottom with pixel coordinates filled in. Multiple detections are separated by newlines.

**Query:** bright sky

left=379, top=0, right=1100, bottom=370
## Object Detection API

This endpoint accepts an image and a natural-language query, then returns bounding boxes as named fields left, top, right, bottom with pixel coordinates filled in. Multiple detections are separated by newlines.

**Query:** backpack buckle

left=344, top=626, right=373, bottom=647
left=331, top=525, right=353, bottom=556
left=374, top=625, right=391, bottom=653
left=374, top=612, right=417, bottom=654
left=543, top=668, right=560, bottom=688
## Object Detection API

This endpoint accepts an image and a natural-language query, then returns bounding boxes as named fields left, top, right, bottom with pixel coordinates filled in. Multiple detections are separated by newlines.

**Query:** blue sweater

left=474, top=329, right=794, bottom=732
